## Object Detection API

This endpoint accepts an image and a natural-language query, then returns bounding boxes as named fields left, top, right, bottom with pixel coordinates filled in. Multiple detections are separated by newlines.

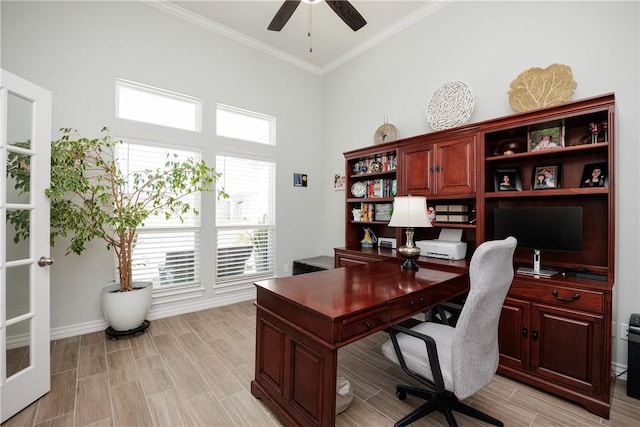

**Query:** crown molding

left=320, top=1, right=451, bottom=74
left=143, top=0, right=323, bottom=75
left=143, top=0, right=450, bottom=76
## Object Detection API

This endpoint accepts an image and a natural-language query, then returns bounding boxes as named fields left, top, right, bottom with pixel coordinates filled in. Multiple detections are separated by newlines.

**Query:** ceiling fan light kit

left=268, top=0, right=366, bottom=32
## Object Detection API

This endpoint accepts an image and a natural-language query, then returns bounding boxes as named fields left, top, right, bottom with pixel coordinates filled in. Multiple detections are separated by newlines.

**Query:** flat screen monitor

left=494, top=207, right=583, bottom=277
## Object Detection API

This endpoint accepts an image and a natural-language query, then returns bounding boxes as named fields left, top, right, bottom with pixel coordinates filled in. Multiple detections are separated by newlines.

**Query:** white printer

left=416, top=229, right=467, bottom=261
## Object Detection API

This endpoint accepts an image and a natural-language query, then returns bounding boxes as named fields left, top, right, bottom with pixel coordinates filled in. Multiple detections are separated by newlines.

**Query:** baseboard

left=50, top=287, right=256, bottom=341
left=612, top=362, right=628, bottom=381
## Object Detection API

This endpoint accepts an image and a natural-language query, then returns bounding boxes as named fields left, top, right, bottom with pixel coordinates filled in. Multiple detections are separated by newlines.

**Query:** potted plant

left=7, top=127, right=227, bottom=332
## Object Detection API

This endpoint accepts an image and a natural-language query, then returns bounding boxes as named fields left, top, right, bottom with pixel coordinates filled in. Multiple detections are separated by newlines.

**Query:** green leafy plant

left=7, top=127, right=227, bottom=291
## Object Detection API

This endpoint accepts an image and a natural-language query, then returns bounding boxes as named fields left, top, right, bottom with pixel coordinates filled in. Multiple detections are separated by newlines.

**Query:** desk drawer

left=340, top=307, right=389, bottom=341
left=509, top=280, right=604, bottom=313
left=389, top=290, right=431, bottom=321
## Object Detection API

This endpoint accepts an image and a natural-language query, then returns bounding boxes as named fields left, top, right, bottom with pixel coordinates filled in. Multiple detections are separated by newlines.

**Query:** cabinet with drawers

left=498, top=276, right=611, bottom=418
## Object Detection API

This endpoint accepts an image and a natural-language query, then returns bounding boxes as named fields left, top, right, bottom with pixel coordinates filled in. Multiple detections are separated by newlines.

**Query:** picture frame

left=494, top=167, right=522, bottom=191
left=528, top=125, right=564, bottom=152
left=580, top=162, right=608, bottom=188
left=333, top=171, right=345, bottom=190
left=294, top=173, right=307, bottom=187
left=532, top=164, right=561, bottom=190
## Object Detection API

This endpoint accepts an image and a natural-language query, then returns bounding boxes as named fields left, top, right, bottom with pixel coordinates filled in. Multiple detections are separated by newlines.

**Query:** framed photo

left=528, top=125, right=564, bottom=152
left=494, top=168, right=522, bottom=191
left=294, top=173, right=307, bottom=187
left=532, top=164, right=561, bottom=190
left=333, top=172, right=346, bottom=190
left=580, top=162, right=608, bottom=188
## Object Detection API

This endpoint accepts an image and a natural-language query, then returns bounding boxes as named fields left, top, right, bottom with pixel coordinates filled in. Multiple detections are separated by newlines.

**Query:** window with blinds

left=215, top=155, right=275, bottom=282
left=116, top=141, right=202, bottom=289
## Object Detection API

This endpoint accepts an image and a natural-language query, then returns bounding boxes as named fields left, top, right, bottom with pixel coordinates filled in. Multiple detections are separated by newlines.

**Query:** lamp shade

left=388, top=196, right=432, bottom=228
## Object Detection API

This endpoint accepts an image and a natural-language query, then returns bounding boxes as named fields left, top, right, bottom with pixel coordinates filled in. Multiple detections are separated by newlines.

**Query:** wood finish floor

left=3, top=299, right=639, bottom=426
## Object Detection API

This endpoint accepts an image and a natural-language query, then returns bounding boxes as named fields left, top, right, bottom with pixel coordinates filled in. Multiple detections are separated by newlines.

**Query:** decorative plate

left=373, top=123, right=398, bottom=145
left=350, top=181, right=366, bottom=198
left=508, top=64, right=576, bottom=112
left=370, top=161, right=382, bottom=173
left=426, top=81, right=475, bottom=130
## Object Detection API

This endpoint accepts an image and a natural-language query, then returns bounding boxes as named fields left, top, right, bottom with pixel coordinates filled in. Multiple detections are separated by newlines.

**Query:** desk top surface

left=254, top=261, right=465, bottom=319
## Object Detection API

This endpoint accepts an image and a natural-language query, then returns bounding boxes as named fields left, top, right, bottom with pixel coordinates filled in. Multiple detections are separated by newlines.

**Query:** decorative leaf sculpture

left=508, top=64, right=577, bottom=112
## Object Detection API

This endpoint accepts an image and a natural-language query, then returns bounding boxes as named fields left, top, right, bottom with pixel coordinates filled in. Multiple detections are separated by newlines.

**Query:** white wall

left=1, top=1, right=323, bottom=331
left=320, top=1, right=639, bottom=370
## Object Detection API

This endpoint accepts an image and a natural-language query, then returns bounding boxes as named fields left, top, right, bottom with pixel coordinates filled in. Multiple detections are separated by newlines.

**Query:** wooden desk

left=250, top=260, right=468, bottom=427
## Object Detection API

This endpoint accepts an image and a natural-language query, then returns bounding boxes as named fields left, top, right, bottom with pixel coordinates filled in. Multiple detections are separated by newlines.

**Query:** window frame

left=116, top=78, right=202, bottom=132
left=214, top=153, right=276, bottom=286
left=115, top=138, right=206, bottom=299
left=216, top=103, right=276, bottom=145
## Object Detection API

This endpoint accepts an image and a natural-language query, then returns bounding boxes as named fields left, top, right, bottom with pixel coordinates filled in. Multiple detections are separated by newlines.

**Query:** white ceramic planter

left=101, top=281, right=153, bottom=332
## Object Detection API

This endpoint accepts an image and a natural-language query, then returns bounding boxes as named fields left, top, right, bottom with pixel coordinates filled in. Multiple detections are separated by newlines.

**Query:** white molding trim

left=612, top=362, right=628, bottom=381
left=142, top=0, right=322, bottom=75
left=142, top=0, right=451, bottom=76
left=49, top=288, right=256, bottom=341
left=320, top=1, right=452, bottom=74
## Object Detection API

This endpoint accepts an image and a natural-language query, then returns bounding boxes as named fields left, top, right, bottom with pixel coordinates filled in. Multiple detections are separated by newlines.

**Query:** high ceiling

left=149, top=1, right=443, bottom=74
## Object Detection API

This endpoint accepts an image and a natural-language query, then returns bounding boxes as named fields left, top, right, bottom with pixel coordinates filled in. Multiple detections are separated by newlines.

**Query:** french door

left=1, top=69, right=52, bottom=423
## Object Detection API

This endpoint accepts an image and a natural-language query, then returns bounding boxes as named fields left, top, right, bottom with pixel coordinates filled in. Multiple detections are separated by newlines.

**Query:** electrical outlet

left=612, top=321, right=616, bottom=338
left=283, top=263, right=289, bottom=273
left=620, top=323, right=629, bottom=341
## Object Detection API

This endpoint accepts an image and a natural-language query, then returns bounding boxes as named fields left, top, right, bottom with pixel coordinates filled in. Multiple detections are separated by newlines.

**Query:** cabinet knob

left=522, top=327, right=528, bottom=337
left=532, top=329, right=539, bottom=340
left=410, top=300, right=415, bottom=306
left=366, top=322, right=372, bottom=329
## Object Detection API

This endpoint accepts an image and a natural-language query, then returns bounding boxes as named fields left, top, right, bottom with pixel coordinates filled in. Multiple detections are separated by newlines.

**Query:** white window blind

left=116, top=141, right=202, bottom=289
left=215, top=155, right=275, bottom=282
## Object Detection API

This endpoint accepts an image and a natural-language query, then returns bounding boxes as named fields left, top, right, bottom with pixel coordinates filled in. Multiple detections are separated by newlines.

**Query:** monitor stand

left=516, top=249, right=559, bottom=278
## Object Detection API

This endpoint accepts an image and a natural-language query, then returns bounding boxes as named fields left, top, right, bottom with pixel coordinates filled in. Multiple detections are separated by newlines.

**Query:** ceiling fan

left=268, top=0, right=367, bottom=32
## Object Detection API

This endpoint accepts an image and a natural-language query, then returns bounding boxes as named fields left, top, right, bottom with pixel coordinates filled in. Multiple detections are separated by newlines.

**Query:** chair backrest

left=450, top=236, right=517, bottom=399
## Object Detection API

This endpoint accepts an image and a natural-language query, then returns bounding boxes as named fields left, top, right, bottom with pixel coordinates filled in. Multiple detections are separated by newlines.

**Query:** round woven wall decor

left=426, top=81, right=475, bottom=130
left=373, top=123, right=398, bottom=145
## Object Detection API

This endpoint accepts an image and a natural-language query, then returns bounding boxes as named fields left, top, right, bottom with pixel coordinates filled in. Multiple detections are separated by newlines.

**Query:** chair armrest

left=387, top=325, right=446, bottom=392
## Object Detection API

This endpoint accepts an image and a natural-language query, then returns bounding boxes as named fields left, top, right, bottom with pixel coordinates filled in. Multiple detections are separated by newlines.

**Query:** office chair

left=381, top=236, right=517, bottom=427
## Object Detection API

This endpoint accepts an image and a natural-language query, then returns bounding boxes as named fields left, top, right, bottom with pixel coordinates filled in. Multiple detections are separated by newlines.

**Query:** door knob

left=37, top=256, right=54, bottom=267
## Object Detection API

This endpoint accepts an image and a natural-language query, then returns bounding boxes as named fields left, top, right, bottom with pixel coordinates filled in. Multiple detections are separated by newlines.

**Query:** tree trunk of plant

left=118, top=231, right=134, bottom=291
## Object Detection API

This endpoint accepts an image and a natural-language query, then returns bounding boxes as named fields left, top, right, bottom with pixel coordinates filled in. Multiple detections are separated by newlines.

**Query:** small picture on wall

left=294, top=173, right=308, bottom=187
left=580, top=162, right=608, bottom=188
left=333, top=172, right=345, bottom=190
left=494, top=168, right=522, bottom=191
left=528, top=125, right=564, bottom=152
left=532, top=164, right=561, bottom=190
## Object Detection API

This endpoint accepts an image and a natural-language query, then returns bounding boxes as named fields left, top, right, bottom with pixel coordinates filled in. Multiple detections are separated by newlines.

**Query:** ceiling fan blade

left=268, top=0, right=302, bottom=31
left=326, top=1, right=367, bottom=31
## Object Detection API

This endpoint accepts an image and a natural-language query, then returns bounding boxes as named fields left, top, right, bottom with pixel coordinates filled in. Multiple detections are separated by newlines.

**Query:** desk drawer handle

left=551, top=290, right=580, bottom=303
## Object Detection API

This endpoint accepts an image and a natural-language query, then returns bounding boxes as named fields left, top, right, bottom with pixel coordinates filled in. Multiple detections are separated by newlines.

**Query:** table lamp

left=388, top=195, right=432, bottom=270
